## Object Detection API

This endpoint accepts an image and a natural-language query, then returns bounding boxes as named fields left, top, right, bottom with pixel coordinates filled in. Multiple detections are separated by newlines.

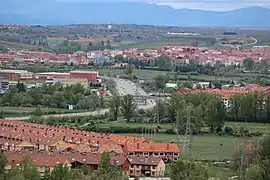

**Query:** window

left=152, top=166, right=156, bottom=169
left=152, top=172, right=155, bottom=176
left=130, top=170, right=134, bottom=174
left=136, top=165, right=140, bottom=168
left=173, top=153, right=179, bottom=156
left=154, top=153, right=158, bottom=156
left=131, top=165, right=134, bottom=168
left=160, top=153, right=164, bottom=156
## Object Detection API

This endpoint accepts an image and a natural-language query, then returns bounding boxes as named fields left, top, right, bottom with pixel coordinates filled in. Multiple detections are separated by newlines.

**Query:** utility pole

left=239, top=118, right=249, bottom=180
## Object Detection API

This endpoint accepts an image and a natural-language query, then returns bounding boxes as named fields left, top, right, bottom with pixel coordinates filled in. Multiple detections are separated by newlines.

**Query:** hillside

left=1, top=0, right=270, bottom=27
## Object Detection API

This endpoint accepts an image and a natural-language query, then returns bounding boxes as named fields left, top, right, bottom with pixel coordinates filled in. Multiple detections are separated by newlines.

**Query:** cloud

left=57, top=0, right=270, bottom=11
left=148, top=0, right=270, bottom=11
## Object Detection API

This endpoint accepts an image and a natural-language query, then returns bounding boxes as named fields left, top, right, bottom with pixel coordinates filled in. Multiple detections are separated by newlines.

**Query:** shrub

left=224, top=126, right=233, bottom=135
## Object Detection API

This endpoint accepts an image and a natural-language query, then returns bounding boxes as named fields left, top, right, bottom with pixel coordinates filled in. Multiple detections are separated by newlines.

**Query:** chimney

left=37, top=131, right=39, bottom=135
left=167, top=144, right=169, bottom=150
left=79, top=138, right=82, bottom=142
left=52, top=133, right=55, bottom=137
left=137, top=143, right=140, bottom=149
left=63, top=136, right=66, bottom=141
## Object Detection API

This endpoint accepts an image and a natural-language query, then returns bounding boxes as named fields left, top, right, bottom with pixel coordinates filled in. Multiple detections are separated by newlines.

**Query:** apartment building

left=128, top=156, right=165, bottom=177
left=123, top=142, right=179, bottom=163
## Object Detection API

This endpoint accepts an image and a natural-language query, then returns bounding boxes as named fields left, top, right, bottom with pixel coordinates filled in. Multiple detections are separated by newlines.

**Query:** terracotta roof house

left=127, top=156, right=165, bottom=177
left=4, top=151, right=71, bottom=176
left=123, top=142, right=179, bottom=163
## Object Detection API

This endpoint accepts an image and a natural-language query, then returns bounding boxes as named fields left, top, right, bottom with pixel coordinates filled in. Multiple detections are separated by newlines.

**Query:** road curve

left=4, top=78, right=156, bottom=121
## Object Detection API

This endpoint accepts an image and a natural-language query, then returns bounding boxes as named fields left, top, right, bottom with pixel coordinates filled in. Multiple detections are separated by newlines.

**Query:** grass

left=121, top=133, right=242, bottom=161
left=207, top=165, right=238, bottom=180
left=95, top=68, right=240, bottom=82
left=116, top=36, right=216, bottom=50
left=98, top=120, right=270, bottom=160
left=226, top=122, right=270, bottom=134
left=0, top=106, right=86, bottom=117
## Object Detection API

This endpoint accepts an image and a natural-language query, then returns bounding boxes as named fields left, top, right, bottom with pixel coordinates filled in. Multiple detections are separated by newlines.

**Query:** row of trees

left=109, top=95, right=136, bottom=122
left=107, top=91, right=270, bottom=134
left=0, top=83, right=106, bottom=110
left=150, top=92, right=270, bottom=134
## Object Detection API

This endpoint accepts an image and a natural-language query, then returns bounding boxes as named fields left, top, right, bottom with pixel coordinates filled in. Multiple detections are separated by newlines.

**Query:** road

left=113, top=77, right=156, bottom=109
left=4, top=77, right=155, bottom=121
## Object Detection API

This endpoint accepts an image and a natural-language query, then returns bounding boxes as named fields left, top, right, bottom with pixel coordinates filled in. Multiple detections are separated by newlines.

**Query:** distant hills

left=1, top=0, right=270, bottom=27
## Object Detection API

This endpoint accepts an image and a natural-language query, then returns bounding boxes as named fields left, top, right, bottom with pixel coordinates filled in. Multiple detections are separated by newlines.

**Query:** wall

left=70, top=72, right=98, bottom=82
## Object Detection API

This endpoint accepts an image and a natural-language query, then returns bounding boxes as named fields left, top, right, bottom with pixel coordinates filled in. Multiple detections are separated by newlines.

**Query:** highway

left=4, top=77, right=155, bottom=121
left=114, top=77, right=156, bottom=109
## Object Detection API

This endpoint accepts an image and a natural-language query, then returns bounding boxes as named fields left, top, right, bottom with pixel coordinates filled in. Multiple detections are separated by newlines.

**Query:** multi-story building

left=0, top=69, right=33, bottom=81
left=123, top=142, right=179, bottom=163
left=128, top=156, right=165, bottom=177
left=0, top=78, right=9, bottom=94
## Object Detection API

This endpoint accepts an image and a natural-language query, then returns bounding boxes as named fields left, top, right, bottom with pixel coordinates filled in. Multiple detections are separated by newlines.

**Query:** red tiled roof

left=123, top=142, right=179, bottom=153
left=127, top=156, right=162, bottom=166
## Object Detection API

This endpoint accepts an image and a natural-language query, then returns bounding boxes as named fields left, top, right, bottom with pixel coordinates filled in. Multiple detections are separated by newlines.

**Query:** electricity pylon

left=173, top=106, right=195, bottom=161
left=183, top=106, right=192, bottom=160
left=239, top=118, right=249, bottom=180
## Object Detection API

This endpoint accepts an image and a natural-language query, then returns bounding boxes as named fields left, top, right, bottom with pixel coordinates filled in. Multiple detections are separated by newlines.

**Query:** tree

left=153, top=75, right=168, bottom=90
left=0, top=151, right=6, bottom=177
left=229, top=94, right=242, bottom=122
left=212, top=80, right=222, bottom=89
left=153, top=100, right=165, bottom=123
left=7, top=157, right=40, bottom=180
left=204, top=95, right=226, bottom=133
left=124, top=64, right=134, bottom=76
left=243, top=58, right=255, bottom=71
left=109, top=96, right=121, bottom=121
left=247, top=164, right=264, bottom=180
left=50, top=164, right=71, bottom=180
left=114, top=55, right=125, bottom=63
left=32, top=107, right=43, bottom=117
left=120, top=95, right=136, bottom=122
left=16, top=83, right=26, bottom=93
left=98, top=152, right=110, bottom=175
left=106, top=40, right=112, bottom=49
left=155, top=56, right=172, bottom=70
left=170, top=158, right=208, bottom=180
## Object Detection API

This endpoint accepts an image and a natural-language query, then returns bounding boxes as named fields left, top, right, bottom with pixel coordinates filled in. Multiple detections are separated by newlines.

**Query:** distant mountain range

left=1, top=0, right=270, bottom=27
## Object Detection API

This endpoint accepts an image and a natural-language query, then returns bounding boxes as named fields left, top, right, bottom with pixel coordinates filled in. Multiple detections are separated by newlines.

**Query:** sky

left=146, top=0, right=270, bottom=11
left=59, top=0, right=270, bottom=11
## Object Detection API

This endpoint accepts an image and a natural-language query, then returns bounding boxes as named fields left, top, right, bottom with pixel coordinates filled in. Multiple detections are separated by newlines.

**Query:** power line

left=239, top=118, right=249, bottom=180
left=183, top=106, right=192, bottom=160
left=173, top=106, right=194, bottom=160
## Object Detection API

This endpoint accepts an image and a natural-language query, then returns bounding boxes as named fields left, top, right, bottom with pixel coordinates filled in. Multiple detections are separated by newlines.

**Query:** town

left=1, top=8, right=270, bottom=180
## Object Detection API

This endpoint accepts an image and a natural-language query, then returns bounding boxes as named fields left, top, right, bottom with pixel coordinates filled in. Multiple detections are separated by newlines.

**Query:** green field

left=116, top=36, right=216, bottom=50
left=97, top=120, right=270, bottom=160
left=122, top=133, right=242, bottom=161
left=0, top=106, right=84, bottom=117
left=96, top=68, right=239, bottom=81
